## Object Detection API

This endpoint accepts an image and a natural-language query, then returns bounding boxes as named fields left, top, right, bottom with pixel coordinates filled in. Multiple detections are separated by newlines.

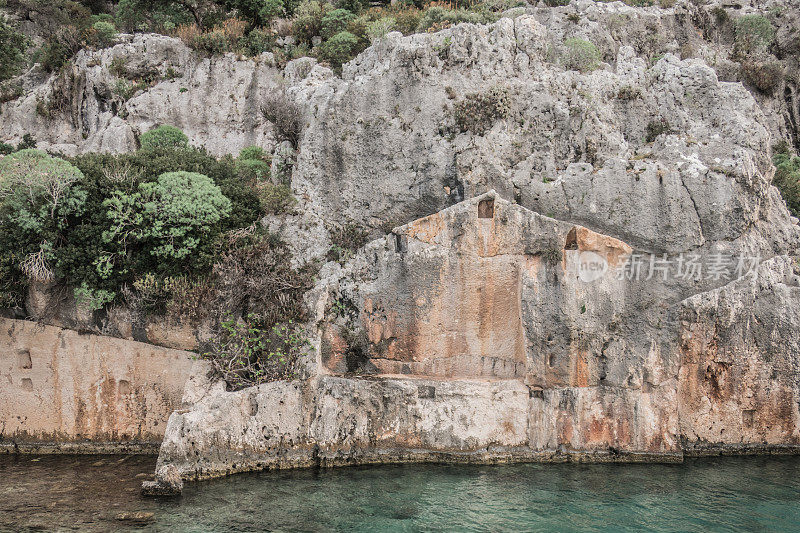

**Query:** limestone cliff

left=0, top=0, right=799, bottom=489
left=151, top=193, right=799, bottom=486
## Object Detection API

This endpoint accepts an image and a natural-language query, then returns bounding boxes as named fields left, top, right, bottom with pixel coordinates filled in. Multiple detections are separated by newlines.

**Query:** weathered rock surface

left=141, top=464, right=183, bottom=497
left=0, top=34, right=282, bottom=156
left=679, top=254, right=800, bottom=453
left=152, top=194, right=800, bottom=487
left=0, top=318, right=201, bottom=452
left=2, top=0, right=799, bottom=488
left=3, top=3, right=799, bottom=264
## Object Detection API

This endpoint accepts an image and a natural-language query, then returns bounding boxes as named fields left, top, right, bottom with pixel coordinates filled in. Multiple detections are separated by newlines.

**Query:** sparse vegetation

left=202, top=314, right=308, bottom=389
left=645, top=118, right=673, bottom=143
left=203, top=228, right=317, bottom=389
left=734, top=14, right=774, bottom=55
left=562, top=38, right=601, bottom=72
left=454, top=86, right=511, bottom=135
left=774, top=149, right=800, bottom=217
left=262, top=91, right=303, bottom=149
left=327, top=222, right=369, bottom=264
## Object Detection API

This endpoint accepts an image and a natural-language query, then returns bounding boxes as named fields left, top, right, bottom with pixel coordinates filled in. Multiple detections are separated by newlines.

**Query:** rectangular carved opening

left=478, top=198, right=494, bottom=219
left=17, top=349, right=32, bottom=369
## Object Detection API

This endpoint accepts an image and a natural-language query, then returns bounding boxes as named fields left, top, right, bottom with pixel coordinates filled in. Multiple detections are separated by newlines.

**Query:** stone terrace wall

left=0, top=318, right=198, bottom=453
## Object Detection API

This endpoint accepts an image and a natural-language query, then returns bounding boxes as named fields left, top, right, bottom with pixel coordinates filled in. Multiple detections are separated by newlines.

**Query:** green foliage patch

left=774, top=152, right=800, bottom=218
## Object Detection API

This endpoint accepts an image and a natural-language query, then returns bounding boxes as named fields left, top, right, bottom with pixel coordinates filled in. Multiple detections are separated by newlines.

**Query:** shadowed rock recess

left=1, top=1, right=800, bottom=493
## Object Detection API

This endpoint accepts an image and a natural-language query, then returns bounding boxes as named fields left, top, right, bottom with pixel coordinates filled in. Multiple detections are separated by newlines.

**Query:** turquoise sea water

left=2, top=454, right=800, bottom=532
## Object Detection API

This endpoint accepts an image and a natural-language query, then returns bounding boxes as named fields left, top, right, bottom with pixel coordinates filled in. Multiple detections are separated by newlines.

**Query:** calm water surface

left=1, top=454, right=799, bottom=532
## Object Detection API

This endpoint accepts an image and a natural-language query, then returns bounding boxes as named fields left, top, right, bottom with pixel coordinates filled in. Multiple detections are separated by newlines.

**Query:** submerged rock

left=141, top=464, right=183, bottom=497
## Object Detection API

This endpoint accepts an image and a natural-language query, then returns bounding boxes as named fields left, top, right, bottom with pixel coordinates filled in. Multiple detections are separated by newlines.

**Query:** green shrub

left=366, top=17, right=396, bottom=42
left=0, top=81, right=24, bottom=104
left=645, top=117, right=672, bottom=143
left=92, top=21, right=118, bottom=47
left=240, top=28, right=276, bottom=56
left=239, top=145, right=268, bottom=161
left=0, top=150, right=86, bottom=232
left=0, top=143, right=13, bottom=155
left=318, top=31, right=360, bottom=71
left=259, top=183, right=296, bottom=214
left=202, top=314, right=308, bottom=388
left=774, top=153, right=800, bottom=217
left=0, top=150, right=87, bottom=294
left=337, top=0, right=369, bottom=15
left=74, top=282, right=115, bottom=312
left=0, top=17, right=28, bottom=82
left=195, top=30, right=230, bottom=54
left=734, top=15, right=774, bottom=54
left=292, top=0, right=327, bottom=44
left=205, top=230, right=317, bottom=389
left=416, top=6, right=490, bottom=32
left=17, top=134, right=38, bottom=151
left=106, top=171, right=232, bottom=265
left=259, top=0, right=286, bottom=22
left=741, top=59, right=783, bottom=94
left=326, top=221, right=368, bottom=263
left=321, top=8, right=356, bottom=39
left=38, top=26, right=82, bottom=73
left=454, top=86, right=511, bottom=135
left=139, top=125, right=189, bottom=150
left=562, top=38, right=601, bottom=72
left=115, top=0, right=200, bottom=33
left=65, top=145, right=262, bottom=293
left=236, top=158, right=271, bottom=181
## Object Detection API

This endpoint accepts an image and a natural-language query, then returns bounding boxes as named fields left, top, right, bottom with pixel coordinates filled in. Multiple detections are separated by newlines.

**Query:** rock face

left=1, top=0, right=799, bottom=488
left=152, top=194, right=800, bottom=485
left=0, top=34, right=282, bottom=156
left=137, top=5, right=800, bottom=489
left=0, top=318, right=201, bottom=452
left=679, top=255, right=800, bottom=452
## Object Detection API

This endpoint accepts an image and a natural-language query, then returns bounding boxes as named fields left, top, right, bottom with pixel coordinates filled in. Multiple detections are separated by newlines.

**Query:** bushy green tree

left=140, top=125, right=190, bottom=150
left=105, top=171, right=231, bottom=269
left=292, top=0, right=326, bottom=44
left=236, top=158, right=271, bottom=181
left=0, top=150, right=87, bottom=303
left=321, top=8, right=355, bottom=39
left=318, top=31, right=360, bottom=71
left=0, top=150, right=87, bottom=232
left=259, top=0, right=285, bottom=22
